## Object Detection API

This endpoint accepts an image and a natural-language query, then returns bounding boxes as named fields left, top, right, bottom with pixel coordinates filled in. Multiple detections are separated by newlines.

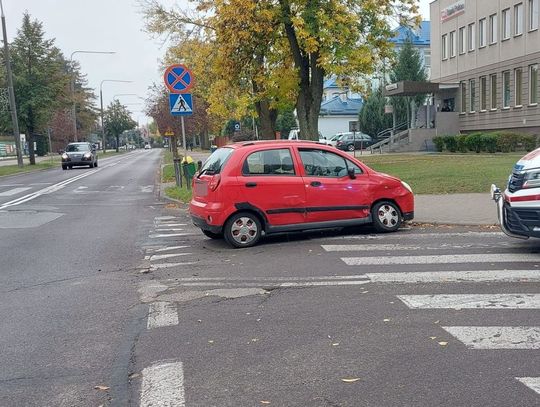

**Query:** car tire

left=62, top=165, right=67, bottom=170
left=223, top=212, right=262, bottom=248
left=89, top=163, right=94, bottom=168
left=202, top=230, right=222, bottom=239
left=95, top=160, right=98, bottom=168
left=347, top=144, right=355, bottom=151
left=371, top=201, right=402, bottom=233
left=68, top=165, right=73, bottom=169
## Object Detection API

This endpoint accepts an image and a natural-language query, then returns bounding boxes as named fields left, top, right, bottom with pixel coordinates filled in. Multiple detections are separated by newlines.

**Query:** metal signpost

left=164, top=64, right=195, bottom=188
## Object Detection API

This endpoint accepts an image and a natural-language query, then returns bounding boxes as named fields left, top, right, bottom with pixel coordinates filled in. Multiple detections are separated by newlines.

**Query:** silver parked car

left=61, top=142, right=98, bottom=170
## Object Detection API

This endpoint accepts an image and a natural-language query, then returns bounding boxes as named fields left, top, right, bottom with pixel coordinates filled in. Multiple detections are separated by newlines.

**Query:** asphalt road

left=1, top=149, right=539, bottom=407
left=0, top=149, right=162, bottom=406
left=135, top=214, right=540, bottom=407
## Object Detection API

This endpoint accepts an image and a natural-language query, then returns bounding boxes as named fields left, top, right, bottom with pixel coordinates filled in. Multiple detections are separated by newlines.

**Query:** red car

left=190, top=141, right=414, bottom=248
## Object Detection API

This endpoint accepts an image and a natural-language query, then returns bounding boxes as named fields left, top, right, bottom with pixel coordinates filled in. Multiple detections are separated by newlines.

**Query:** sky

left=2, top=0, right=432, bottom=126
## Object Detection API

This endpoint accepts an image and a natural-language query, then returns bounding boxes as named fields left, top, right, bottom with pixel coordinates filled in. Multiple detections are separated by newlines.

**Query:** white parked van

left=491, top=147, right=540, bottom=239
left=288, top=129, right=331, bottom=145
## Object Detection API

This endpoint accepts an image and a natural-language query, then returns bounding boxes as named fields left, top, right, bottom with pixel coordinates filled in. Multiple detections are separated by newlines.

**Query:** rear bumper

left=191, top=214, right=223, bottom=234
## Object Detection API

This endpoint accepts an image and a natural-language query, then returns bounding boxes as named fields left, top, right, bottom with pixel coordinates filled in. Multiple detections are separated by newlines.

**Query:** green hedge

left=433, top=132, right=538, bottom=153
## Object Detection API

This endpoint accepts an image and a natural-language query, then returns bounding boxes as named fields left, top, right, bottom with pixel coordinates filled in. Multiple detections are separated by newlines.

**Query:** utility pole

left=1, top=0, right=23, bottom=167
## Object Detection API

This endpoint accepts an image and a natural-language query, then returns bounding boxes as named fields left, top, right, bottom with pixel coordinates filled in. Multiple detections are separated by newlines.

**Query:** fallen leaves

left=438, top=341, right=448, bottom=346
left=341, top=378, right=361, bottom=383
left=94, top=385, right=110, bottom=391
left=260, top=401, right=271, bottom=405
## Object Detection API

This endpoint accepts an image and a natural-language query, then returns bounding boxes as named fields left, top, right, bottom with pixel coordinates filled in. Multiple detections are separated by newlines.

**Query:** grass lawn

left=358, top=153, right=523, bottom=194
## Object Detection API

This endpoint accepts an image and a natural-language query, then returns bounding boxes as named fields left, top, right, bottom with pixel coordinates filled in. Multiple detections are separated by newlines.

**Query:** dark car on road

left=61, top=142, right=98, bottom=170
left=334, top=132, right=373, bottom=151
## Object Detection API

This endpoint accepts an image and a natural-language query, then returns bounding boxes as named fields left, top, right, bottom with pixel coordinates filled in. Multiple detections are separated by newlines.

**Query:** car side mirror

left=348, top=167, right=356, bottom=179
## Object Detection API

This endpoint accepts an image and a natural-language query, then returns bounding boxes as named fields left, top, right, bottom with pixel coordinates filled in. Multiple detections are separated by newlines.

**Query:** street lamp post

left=69, top=51, right=115, bottom=142
left=1, top=0, right=23, bottom=167
left=100, top=79, right=133, bottom=153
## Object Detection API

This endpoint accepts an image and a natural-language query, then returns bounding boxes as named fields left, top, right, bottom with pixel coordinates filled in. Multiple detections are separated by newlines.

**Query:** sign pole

left=181, top=116, right=187, bottom=156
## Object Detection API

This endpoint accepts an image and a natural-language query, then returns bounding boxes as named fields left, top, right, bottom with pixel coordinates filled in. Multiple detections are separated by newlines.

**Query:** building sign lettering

left=441, top=0, right=465, bottom=22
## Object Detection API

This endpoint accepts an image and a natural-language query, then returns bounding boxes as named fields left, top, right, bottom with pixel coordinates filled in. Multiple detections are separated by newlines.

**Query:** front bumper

left=191, top=214, right=223, bottom=234
left=491, top=185, right=540, bottom=239
left=403, top=211, right=414, bottom=221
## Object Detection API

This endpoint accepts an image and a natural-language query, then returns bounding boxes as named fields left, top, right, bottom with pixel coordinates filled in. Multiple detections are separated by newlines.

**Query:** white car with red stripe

left=491, top=147, right=540, bottom=239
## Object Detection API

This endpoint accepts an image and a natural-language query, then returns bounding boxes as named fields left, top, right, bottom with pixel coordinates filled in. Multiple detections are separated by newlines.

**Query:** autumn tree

left=10, top=13, right=68, bottom=164
left=103, top=100, right=136, bottom=152
left=144, top=0, right=419, bottom=140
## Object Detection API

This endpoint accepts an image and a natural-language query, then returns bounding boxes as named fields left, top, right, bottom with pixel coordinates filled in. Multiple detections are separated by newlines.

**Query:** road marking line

left=398, top=294, right=540, bottom=309
left=327, top=232, right=505, bottom=240
left=366, top=270, right=540, bottom=283
left=140, top=360, right=184, bottom=407
left=155, top=216, right=177, bottom=220
left=155, top=228, right=185, bottom=232
left=0, top=170, right=98, bottom=209
left=145, top=245, right=190, bottom=253
left=154, top=223, right=187, bottom=227
left=342, top=254, right=539, bottom=266
left=516, top=377, right=540, bottom=395
left=0, top=187, right=31, bottom=196
left=322, top=243, right=512, bottom=251
left=442, top=326, right=540, bottom=349
left=149, top=233, right=196, bottom=238
left=139, top=185, right=154, bottom=193
left=147, top=302, right=179, bottom=329
left=279, top=280, right=370, bottom=287
left=145, top=253, right=192, bottom=261
left=176, top=280, right=370, bottom=287
left=150, top=262, right=197, bottom=270
left=168, top=275, right=369, bottom=282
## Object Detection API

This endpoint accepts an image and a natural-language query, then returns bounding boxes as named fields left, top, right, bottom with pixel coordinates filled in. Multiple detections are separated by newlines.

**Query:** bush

left=442, top=135, right=458, bottom=152
left=464, top=133, right=485, bottom=153
left=496, top=132, right=522, bottom=153
left=521, top=134, right=538, bottom=151
left=456, top=134, right=468, bottom=152
left=483, top=133, right=498, bottom=153
left=432, top=136, right=444, bottom=152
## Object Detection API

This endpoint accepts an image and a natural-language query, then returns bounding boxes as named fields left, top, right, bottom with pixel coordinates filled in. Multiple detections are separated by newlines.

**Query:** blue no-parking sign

left=169, top=93, right=193, bottom=116
left=164, top=64, right=194, bottom=93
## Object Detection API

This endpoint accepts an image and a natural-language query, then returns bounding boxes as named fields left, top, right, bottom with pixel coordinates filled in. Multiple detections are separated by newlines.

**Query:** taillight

left=209, top=174, right=221, bottom=191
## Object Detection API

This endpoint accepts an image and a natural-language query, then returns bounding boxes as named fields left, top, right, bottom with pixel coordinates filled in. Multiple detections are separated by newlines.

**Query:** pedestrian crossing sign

left=169, top=93, right=193, bottom=116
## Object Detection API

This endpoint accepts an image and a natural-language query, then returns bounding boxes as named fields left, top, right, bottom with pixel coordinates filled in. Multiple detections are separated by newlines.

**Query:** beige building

left=431, top=0, right=540, bottom=134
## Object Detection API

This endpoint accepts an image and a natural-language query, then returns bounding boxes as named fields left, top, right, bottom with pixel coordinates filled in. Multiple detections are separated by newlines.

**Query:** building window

left=502, top=9, right=511, bottom=39
left=479, top=18, right=487, bottom=47
left=530, top=0, right=539, bottom=30
left=530, top=64, right=538, bottom=104
left=469, top=79, right=476, bottom=112
left=489, top=14, right=498, bottom=43
left=480, top=76, right=488, bottom=111
left=503, top=71, right=511, bottom=108
left=442, top=34, right=448, bottom=59
left=424, top=50, right=431, bottom=69
left=515, top=3, right=524, bottom=35
left=460, top=81, right=467, bottom=113
left=449, top=31, right=456, bottom=57
left=490, top=74, right=497, bottom=109
left=458, top=27, right=466, bottom=54
left=515, top=68, right=523, bottom=106
left=468, top=23, right=476, bottom=51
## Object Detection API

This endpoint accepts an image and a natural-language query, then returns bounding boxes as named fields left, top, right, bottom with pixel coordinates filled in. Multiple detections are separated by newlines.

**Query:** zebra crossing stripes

left=341, top=253, right=539, bottom=266
left=0, top=187, right=31, bottom=197
left=441, top=326, right=540, bottom=349
left=366, top=270, right=540, bottom=283
left=397, top=294, right=540, bottom=309
left=147, top=302, right=179, bottom=330
left=516, top=377, right=540, bottom=395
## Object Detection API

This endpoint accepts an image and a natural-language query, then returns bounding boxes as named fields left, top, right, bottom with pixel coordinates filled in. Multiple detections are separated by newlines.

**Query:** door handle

left=310, top=181, right=322, bottom=187
left=245, top=182, right=257, bottom=188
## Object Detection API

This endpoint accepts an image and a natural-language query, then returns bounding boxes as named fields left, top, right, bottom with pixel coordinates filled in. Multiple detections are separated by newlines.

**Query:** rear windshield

left=66, top=144, right=90, bottom=152
left=199, top=147, right=233, bottom=175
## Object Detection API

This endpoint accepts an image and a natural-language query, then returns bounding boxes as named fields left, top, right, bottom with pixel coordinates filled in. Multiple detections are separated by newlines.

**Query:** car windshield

left=66, top=144, right=90, bottom=152
left=199, top=147, right=233, bottom=175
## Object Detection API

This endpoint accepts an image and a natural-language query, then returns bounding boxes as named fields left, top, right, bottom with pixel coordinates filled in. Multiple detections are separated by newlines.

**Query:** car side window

left=298, top=149, right=351, bottom=177
left=242, top=148, right=296, bottom=176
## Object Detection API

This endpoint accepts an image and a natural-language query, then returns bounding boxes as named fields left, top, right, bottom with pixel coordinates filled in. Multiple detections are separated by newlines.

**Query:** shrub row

left=433, top=132, right=538, bottom=153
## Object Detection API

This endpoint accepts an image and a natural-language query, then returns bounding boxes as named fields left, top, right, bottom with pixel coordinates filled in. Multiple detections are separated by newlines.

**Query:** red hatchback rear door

left=237, top=147, right=307, bottom=226
left=296, top=147, right=371, bottom=223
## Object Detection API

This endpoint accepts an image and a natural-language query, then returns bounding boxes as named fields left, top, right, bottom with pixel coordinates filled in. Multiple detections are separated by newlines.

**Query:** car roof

left=224, top=140, right=329, bottom=150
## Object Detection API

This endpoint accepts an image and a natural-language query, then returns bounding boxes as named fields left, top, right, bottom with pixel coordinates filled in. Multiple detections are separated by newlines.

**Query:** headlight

left=401, top=181, right=413, bottom=193
left=523, top=169, right=540, bottom=189
left=61, top=153, right=68, bottom=160
left=83, top=152, right=92, bottom=159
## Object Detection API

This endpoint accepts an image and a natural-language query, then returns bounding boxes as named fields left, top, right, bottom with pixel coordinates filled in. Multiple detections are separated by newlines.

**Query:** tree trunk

left=115, top=135, right=120, bottom=153
left=255, top=99, right=277, bottom=140
left=280, top=1, right=324, bottom=140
